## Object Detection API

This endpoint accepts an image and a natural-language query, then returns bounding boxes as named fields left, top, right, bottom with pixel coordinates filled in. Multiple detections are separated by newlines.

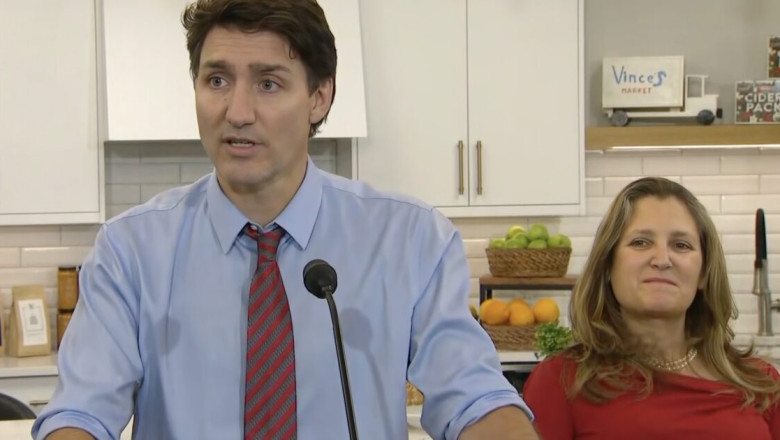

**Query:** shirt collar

left=207, top=157, right=323, bottom=254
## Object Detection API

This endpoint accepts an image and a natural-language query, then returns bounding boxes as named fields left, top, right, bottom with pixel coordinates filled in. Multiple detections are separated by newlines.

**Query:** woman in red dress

left=523, top=177, right=780, bottom=440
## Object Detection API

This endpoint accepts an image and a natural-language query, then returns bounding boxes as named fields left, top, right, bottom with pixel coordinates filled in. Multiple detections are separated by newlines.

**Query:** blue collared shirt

left=33, top=159, right=529, bottom=440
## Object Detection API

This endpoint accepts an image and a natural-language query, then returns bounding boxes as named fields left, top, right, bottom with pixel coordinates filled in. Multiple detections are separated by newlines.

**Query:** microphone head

left=303, top=259, right=338, bottom=299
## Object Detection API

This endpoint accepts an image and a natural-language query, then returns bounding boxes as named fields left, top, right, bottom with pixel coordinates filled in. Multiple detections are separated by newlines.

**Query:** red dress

left=523, top=355, right=780, bottom=440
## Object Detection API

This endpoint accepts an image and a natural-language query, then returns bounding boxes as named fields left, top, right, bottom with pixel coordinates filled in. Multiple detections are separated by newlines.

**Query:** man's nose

left=225, top=84, right=256, bottom=127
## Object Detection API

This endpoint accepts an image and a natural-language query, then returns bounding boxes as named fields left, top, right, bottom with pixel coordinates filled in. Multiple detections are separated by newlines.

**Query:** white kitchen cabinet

left=102, top=0, right=366, bottom=141
left=0, top=0, right=104, bottom=225
left=356, top=0, right=584, bottom=217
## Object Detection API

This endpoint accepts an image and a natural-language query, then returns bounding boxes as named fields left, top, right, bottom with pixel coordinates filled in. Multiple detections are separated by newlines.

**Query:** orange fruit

left=532, top=298, right=560, bottom=323
left=508, top=302, right=535, bottom=326
left=479, top=299, right=510, bottom=325
left=509, top=298, right=530, bottom=308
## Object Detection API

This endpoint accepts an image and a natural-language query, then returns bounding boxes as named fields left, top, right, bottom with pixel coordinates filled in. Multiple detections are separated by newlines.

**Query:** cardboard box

left=735, top=79, right=780, bottom=124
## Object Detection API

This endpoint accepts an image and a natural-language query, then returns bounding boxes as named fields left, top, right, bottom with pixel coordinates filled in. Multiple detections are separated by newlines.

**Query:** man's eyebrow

left=201, top=60, right=230, bottom=71
left=249, top=63, right=291, bottom=75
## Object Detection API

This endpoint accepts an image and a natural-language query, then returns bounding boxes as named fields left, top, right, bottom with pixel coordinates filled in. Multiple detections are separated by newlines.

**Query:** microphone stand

left=323, top=286, right=359, bottom=440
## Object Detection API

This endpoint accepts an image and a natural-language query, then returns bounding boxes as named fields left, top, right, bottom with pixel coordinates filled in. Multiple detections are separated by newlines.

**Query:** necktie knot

left=244, top=224, right=284, bottom=263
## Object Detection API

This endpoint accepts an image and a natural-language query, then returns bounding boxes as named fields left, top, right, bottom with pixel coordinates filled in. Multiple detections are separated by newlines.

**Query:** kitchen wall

left=585, top=0, right=780, bottom=125
left=1, top=143, right=779, bottom=348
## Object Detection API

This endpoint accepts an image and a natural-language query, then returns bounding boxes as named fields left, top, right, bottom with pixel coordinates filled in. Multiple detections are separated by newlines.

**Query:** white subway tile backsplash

left=729, top=274, right=753, bottom=293
left=761, top=175, right=780, bottom=193
left=586, top=156, right=643, bottom=177
left=643, top=154, right=720, bottom=176
left=104, top=143, right=141, bottom=164
left=567, top=256, right=587, bottom=276
left=570, top=237, right=594, bottom=257
left=733, top=293, right=757, bottom=314
left=463, top=238, right=489, bottom=258
left=695, top=195, right=721, bottom=215
left=60, top=225, right=101, bottom=246
left=453, top=217, right=528, bottom=240
left=0, top=267, right=58, bottom=288
left=140, top=142, right=208, bottom=163
left=603, top=177, right=637, bottom=196
left=603, top=176, right=682, bottom=196
left=585, top=196, right=613, bottom=216
left=21, top=247, right=92, bottom=268
left=725, top=254, right=758, bottom=274
left=180, top=163, right=214, bottom=184
left=0, top=226, right=60, bottom=247
left=585, top=178, right=603, bottom=196
left=722, top=154, right=780, bottom=175
left=769, top=215, right=780, bottom=234
left=0, top=248, right=20, bottom=267
left=733, top=314, right=758, bottom=334
left=548, top=216, right=603, bottom=237
left=711, top=215, right=756, bottom=234
left=682, top=175, right=759, bottom=195
left=108, top=163, right=180, bottom=184
left=467, top=258, right=490, bottom=278
left=721, top=195, right=780, bottom=214
left=106, top=184, right=141, bottom=205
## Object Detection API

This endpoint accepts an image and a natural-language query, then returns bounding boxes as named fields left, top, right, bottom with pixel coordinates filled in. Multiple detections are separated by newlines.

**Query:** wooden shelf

left=585, top=124, right=780, bottom=150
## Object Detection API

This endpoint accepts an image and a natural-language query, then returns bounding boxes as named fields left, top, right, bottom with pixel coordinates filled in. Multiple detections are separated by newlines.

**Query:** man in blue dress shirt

left=33, top=0, right=538, bottom=439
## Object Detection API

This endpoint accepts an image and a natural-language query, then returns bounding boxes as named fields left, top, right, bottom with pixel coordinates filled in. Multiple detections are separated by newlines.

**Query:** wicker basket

left=406, top=381, right=424, bottom=406
left=485, top=247, right=571, bottom=277
left=483, top=324, right=539, bottom=351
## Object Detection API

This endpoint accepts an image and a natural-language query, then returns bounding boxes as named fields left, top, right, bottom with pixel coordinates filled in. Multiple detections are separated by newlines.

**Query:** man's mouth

left=224, top=136, right=257, bottom=147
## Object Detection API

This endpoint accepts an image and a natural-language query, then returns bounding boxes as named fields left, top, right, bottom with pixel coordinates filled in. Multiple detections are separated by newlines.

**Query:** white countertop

left=0, top=354, right=58, bottom=378
left=0, top=418, right=431, bottom=439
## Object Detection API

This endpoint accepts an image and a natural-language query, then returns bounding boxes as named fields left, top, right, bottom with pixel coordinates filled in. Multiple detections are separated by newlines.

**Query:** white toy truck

left=602, top=56, right=720, bottom=126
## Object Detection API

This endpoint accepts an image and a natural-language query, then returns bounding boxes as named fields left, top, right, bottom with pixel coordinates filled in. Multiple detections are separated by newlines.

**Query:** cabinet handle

left=476, top=140, right=483, bottom=195
left=457, top=140, right=465, bottom=195
left=28, top=399, right=49, bottom=406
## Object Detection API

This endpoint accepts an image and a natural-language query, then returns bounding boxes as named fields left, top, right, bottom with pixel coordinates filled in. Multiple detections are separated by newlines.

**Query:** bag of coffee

left=6, top=285, right=51, bottom=357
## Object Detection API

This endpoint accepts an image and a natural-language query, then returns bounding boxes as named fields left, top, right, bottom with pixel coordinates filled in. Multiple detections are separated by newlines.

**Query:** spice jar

left=57, top=312, right=72, bottom=348
left=57, top=266, right=79, bottom=311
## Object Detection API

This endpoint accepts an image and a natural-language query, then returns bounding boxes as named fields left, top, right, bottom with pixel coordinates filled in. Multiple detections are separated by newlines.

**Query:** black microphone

left=303, top=259, right=358, bottom=440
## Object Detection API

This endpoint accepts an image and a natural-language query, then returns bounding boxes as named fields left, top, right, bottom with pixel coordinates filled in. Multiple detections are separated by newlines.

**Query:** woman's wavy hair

left=182, top=0, right=336, bottom=137
left=563, top=176, right=779, bottom=410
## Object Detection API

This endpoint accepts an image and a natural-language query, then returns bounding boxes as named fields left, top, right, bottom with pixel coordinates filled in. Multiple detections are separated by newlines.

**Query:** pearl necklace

left=644, top=347, right=698, bottom=371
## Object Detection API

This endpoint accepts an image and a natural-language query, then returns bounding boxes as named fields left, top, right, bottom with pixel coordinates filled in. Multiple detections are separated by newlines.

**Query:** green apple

left=488, top=238, right=507, bottom=248
left=528, top=239, right=548, bottom=249
left=505, top=234, right=529, bottom=249
left=528, top=223, right=549, bottom=242
left=505, top=225, right=527, bottom=239
left=547, top=233, right=572, bottom=248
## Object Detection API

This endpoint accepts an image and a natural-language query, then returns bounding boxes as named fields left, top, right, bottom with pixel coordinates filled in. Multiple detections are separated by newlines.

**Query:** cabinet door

left=314, top=0, right=367, bottom=138
left=103, top=0, right=197, bottom=140
left=0, top=0, right=102, bottom=225
left=466, top=0, right=582, bottom=213
left=103, top=0, right=366, bottom=141
left=356, top=0, right=469, bottom=208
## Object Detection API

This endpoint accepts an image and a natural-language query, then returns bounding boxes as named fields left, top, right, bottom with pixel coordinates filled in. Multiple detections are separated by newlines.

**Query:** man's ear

left=309, top=78, right=334, bottom=125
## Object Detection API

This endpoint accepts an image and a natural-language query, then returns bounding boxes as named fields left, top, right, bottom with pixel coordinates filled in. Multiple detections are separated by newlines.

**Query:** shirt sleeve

left=406, top=212, right=531, bottom=440
left=32, top=224, right=142, bottom=440
left=522, top=356, right=575, bottom=440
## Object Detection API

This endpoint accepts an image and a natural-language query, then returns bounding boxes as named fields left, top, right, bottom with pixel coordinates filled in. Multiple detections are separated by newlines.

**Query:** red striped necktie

left=243, top=224, right=297, bottom=439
